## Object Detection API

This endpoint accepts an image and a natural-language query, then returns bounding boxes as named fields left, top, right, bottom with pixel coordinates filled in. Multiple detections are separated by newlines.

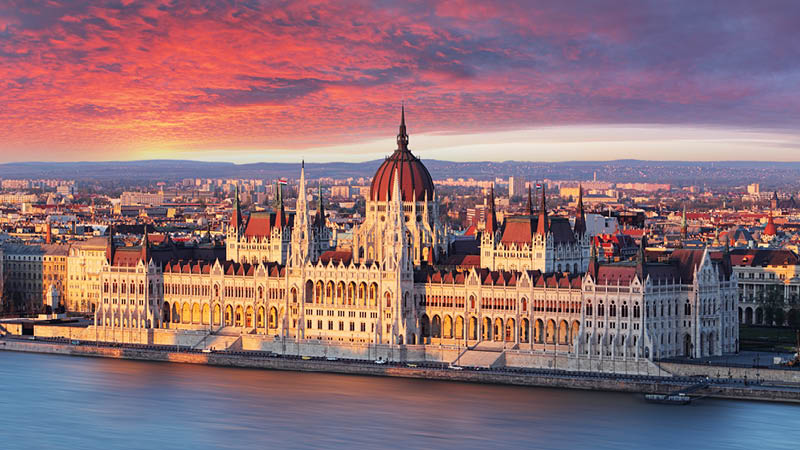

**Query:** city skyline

left=2, top=1, right=800, bottom=163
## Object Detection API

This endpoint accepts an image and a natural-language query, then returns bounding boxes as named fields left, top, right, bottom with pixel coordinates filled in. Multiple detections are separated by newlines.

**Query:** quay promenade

left=2, top=335, right=799, bottom=404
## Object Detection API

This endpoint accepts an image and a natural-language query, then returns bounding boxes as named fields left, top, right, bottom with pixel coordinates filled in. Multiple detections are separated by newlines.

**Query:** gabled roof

left=549, top=218, right=577, bottom=244
left=500, top=216, right=535, bottom=246
left=668, top=249, right=706, bottom=282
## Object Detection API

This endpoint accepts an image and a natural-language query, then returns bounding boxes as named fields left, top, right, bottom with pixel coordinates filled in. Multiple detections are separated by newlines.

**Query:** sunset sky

left=1, top=0, right=799, bottom=163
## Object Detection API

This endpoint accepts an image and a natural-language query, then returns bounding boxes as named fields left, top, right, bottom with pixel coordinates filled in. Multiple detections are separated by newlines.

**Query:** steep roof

left=730, top=248, right=798, bottom=266
left=500, top=216, right=535, bottom=246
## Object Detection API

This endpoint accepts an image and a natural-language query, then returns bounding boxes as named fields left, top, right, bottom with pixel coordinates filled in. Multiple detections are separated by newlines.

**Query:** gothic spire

left=588, top=238, right=598, bottom=278
left=232, top=183, right=243, bottom=231
left=315, top=180, right=325, bottom=230
left=141, top=224, right=150, bottom=263
left=527, top=184, right=533, bottom=216
left=574, top=184, right=586, bottom=237
left=680, top=204, right=688, bottom=240
left=636, top=234, right=648, bottom=280
left=276, top=180, right=286, bottom=228
left=485, top=184, right=498, bottom=235
left=397, top=104, right=409, bottom=151
left=106, top=224, right=115, bottom=264
left=536, top=183, right=549, bottom=235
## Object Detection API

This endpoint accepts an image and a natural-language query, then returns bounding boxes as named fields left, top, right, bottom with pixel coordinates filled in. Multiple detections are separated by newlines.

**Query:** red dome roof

left=369, top=108, right=434, bottom=202
left=764, top=215, right=777, bottom=236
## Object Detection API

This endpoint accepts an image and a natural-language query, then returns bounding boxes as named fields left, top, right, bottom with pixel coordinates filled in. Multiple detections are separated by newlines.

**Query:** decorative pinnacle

left=397, top=104, right=409, bottom=150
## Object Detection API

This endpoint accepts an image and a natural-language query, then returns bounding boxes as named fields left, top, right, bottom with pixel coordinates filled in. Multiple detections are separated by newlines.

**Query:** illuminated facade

left=92, top=111, right=738, bottom=365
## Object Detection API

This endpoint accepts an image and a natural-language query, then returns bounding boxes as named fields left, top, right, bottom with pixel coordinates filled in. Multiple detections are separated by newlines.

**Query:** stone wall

left=0, top=322, right=23, bottom=336
left=19, top=324, right=800, bottom=380
left=506, top=351, right=665, bottom=376
left=659, top=361, right=800, bottom=383
left=2, top=339, right=799, bottom=403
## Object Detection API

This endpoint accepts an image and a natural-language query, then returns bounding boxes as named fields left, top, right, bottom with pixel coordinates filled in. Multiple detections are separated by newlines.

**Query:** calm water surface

left=0, top=351, right=797, bottom=449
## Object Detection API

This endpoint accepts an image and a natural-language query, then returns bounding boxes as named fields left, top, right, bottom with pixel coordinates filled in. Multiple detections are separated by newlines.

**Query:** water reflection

left=0, top=352, right=797, bottom=450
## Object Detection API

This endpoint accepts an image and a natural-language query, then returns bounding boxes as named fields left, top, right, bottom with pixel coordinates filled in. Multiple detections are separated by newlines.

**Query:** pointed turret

left=636, top=234, right=648, bottom=280
left=275, top=181, right=286, bottom=228
left=106, top=224, right=115, bottom=264
left=680, top=204, right=687, bottom=240
left=764, top=212, right=777, bottom=237
left=527, top=184, right=533, bottom=216
left=291, top=160, right=312, bottom=265
left=297, top=160, right=308, bottom=216
left=588, top=239, right=599, bottom=278
left=536, top=184, right=549, bottom=236
left=314, top=181, right=325, bottom=230
left=485, top=184, right=498, bottom=235
left=390, top=168, right=404, bottom=226
left=141, top=225, right=150, bottom=263
left=231, top=184, right=243, bottom=232
left=574, top=185, right=586, bottom=237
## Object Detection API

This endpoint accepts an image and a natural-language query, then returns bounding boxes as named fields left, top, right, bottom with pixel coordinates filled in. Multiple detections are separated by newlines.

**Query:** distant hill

left=1, top=159, right=800, bottom=188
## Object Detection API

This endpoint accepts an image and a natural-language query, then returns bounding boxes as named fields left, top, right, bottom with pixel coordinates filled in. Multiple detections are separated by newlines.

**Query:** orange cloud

left=0, top=0, right=798, bottom=162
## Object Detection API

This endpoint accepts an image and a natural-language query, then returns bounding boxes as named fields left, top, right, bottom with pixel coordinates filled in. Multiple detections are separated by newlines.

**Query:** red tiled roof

left=319, top=250, right=352, bottom=265
left=500, top=217, right=534, bottom=246
left=730, top=249, right=798, bottom=266
left=112, top=248, right=143, bottom=267
left=594, top=265, right=638, bottom=285
left=369, top=149, right=434, bottom=202
left=669, top=249, right=706, bottom=282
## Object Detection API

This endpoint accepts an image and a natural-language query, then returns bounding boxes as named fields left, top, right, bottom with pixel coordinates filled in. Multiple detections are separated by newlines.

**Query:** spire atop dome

left=397, top=104, right=409, bottom=151
left=370, top=107, right=434, bottom=202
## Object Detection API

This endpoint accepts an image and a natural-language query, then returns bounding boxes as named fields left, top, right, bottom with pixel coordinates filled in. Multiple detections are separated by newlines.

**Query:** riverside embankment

left=2, top=338, right=799, bottom=403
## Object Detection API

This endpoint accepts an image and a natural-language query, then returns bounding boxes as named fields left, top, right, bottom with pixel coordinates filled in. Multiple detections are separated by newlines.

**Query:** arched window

left=585, top=300, right=592, bottom=316
left=610, top=301, right=616, bottom=317
left=684, top=300, right=691, bottom=316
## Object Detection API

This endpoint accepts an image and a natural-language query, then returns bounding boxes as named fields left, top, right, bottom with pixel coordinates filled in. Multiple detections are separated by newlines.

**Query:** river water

left=0, top=351, right=797, bottom=450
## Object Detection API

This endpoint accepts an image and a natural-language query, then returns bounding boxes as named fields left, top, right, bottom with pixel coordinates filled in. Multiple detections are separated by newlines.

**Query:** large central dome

left=369, top=108, right=435, bottom=202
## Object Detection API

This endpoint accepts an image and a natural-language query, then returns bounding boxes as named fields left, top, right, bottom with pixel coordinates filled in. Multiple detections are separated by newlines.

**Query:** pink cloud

left=0, top=0, right=797, bottom=161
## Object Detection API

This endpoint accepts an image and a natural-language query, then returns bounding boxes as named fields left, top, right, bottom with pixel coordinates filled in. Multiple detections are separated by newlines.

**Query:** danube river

left=0, top=352, right=797, bottom=449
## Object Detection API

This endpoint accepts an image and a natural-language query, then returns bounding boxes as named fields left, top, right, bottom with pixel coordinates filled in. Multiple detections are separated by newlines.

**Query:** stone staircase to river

left=453, top=341, right=510, bottom=368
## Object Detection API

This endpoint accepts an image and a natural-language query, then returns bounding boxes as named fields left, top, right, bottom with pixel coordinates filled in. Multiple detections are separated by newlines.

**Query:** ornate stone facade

left=91, top=110, right=738, bottom=366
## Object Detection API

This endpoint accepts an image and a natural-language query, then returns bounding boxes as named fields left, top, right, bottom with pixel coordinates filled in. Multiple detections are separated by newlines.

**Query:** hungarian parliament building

left=91, top=109, right=738, bottom=366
